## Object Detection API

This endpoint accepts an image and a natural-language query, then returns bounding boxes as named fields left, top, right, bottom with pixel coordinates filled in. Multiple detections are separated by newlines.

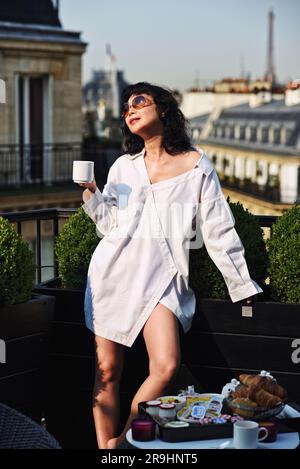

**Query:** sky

left=60, top=0, right=300, bottom=92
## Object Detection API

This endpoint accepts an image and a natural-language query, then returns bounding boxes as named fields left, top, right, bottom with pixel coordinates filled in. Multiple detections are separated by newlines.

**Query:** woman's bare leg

left=93, top=335, right=125, bottom=449
left=107, top=303, right=181, bottom=448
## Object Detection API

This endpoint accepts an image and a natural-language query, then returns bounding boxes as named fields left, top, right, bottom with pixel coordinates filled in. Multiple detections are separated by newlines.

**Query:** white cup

left=72, top=160, right=94, bottom=183
left=233, top=420, right=269, bottom=449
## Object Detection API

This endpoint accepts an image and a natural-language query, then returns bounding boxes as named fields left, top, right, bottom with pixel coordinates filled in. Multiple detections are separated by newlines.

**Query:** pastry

left=239, top=374, right=287, bottom=400
left=248, top=385, right=282, bottom=407
left=231, top=398, right=257, bottom=408
left=231, top=385, right=250, bottom=399
left=230, top=398, right=258, bottom=418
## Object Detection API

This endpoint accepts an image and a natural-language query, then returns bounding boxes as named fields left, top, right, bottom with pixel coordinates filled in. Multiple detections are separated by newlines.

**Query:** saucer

left=73, top=179, right=92, bottom=183
left=219, top=441, right=267, bottom=450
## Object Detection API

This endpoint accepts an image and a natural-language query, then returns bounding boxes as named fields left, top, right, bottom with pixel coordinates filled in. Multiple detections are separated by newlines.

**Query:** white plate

left=177, top=393, right=224, bottom=423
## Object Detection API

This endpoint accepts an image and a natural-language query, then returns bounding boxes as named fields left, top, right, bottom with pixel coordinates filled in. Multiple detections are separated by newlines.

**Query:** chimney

left=285, top=80, right=300, bottom=106
left=0, top=79, right=6, bottom=103
left=249, top=91, right=272, bottom=108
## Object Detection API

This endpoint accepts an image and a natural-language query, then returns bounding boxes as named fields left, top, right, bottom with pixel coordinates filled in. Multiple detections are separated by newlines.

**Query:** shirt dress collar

left=124, top=148, right=145, bottom=160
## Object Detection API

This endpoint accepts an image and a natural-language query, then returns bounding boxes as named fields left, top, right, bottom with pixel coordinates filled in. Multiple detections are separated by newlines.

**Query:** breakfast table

left=126, top=428, right=299, bottom=449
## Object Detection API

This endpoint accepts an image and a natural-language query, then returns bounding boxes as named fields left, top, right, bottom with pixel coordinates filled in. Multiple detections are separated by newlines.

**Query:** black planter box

left=0, top=294, right=55, bottom=421
left=182, top=298, right=300, bottom=401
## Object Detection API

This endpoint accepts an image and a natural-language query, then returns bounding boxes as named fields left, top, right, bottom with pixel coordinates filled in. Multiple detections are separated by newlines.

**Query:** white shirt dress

left=82, top=148, right=263, bottom=347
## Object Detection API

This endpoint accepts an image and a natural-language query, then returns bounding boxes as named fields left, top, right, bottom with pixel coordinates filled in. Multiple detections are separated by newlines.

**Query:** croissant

left=239, top=374, right=287, bottom=400
left=230, top=398, right=257, bottom=418
left=231, top=397, right=257, bottom=408
left=248, top=385, right=282, bottom=407
left=259, top=378, right=287, bottom=400
left=239, top=374, right=266, bottom=387
left=231, top=385, right=250, bottom=399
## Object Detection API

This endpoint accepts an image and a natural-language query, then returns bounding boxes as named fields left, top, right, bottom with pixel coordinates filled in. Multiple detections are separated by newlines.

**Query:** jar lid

left=159, top=403, right=176, bottom=409
left=165, top=421, right=189, bottom=428
left=131, top=418, right=156, bottom=428
left=146, top=400, right=161, bottom=407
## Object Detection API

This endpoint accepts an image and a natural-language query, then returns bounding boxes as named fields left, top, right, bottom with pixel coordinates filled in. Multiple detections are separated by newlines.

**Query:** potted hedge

left=185, top=200, right=300, bottom=401
left=267, top=204, right=300, bottom=303
left=34, top=207, right=99, bottom=321
left=0, top=216, right=55, bottom=422
left=189, top=198, right=268, bottom=301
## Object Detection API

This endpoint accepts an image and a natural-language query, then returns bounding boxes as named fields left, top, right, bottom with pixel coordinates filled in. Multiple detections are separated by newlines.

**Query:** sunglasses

left=122, top=95, right=154, bottom=118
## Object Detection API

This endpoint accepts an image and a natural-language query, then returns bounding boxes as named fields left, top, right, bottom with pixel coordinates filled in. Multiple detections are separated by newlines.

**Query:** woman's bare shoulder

left=189, top=149, right=203, bottom=162
left=176, top=148, right=202, bottom=165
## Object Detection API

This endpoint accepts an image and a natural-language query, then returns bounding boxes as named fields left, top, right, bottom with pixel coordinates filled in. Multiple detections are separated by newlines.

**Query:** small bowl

left=156, top=395, right=186, bottom=412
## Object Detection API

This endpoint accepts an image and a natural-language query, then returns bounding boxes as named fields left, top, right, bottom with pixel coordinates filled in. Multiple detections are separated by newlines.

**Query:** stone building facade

left=0, top=0, right=87, bottom=187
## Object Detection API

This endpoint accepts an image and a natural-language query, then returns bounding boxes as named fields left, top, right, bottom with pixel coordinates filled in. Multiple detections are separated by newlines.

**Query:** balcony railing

left=0, top=142, right=120, bottom=190
left=219, top=175, right=281, bottom=203
left=0, top=209, right=278, bottom=285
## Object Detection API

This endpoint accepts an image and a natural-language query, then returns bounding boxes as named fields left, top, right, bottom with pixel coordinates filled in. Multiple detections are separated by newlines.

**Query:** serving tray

left=138, top=401, right=300, bottom=443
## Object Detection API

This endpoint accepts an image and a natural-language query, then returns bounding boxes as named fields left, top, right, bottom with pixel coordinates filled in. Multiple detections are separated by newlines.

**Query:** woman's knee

left=150, top=358, right=180, bottom=383
left=95, top=359, right=123, bottom=385
left=94, top=337, right=124, bottom=387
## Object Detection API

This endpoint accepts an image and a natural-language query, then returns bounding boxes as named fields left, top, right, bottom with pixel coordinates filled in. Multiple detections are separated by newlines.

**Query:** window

left=225, top=126, right=231, bottom=138
left=239, top=126, right=245, bottom=140
left=273, top=128, right=280, bottom=145
left=285, top=129, right=293, bottom=145
left=216, top=126, right=223, bottom=138
left=250, top=127, right=257, bottom=141
left=261, top=127, right=269, bottom=143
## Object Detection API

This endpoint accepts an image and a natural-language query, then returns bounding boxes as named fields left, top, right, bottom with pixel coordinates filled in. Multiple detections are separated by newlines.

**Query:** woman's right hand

left=78, top=178, right=97, bottom=202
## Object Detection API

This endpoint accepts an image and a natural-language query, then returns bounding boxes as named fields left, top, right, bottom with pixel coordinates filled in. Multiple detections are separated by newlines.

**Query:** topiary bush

left=55, top=207, right=100, bottom=289
left=266, top=204, right=300, bottom=303
left=0, top=216, right=35, bottom=306
left=189, top=197, right=268, bottom=300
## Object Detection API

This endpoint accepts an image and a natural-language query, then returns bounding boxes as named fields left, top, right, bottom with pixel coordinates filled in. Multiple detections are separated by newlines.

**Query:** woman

left=79, top=82, right=263, bottom=449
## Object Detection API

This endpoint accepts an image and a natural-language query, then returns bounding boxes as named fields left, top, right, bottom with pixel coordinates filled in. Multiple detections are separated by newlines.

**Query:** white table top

left=126, top=429, right=299, bottom=449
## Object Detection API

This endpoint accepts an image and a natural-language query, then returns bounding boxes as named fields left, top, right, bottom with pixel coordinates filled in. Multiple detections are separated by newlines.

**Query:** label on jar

left=205, top=397, right=224, bottom=417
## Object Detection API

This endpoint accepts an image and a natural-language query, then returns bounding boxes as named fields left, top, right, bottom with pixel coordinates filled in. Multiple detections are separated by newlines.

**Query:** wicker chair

left=0, top=402, right=61, bottom=449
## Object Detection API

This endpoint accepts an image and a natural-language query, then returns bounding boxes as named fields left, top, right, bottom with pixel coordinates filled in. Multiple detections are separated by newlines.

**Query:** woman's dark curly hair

left=121, top=82, right=192, bottom=155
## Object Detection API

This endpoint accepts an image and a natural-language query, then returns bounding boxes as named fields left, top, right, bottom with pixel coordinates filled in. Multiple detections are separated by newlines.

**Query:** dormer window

left=285, top=128, right=293, bottom=145
left=239, top=126, right=245, bottom=140
left=250, top=127, right=257, bottom=141
left=261, top=127, right=269, bottom=143
left=217, top=126, right=223, bottom=138
left=273, top=128, right=280, bottom=144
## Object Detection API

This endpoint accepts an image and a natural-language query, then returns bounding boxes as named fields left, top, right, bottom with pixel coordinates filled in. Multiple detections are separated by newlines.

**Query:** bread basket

left=223, top=397, right=285, bottom=420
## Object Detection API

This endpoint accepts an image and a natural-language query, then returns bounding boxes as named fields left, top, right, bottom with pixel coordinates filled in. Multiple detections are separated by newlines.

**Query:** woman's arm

left=197, top=169, right=263, bottom=303
left=79, top=163, right=119, bottom=236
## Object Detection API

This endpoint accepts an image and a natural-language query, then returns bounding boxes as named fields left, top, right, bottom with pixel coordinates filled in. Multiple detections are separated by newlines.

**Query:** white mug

left=72, top=160, right=94, bottom=183
left=233, top=420, right=269, bottom=449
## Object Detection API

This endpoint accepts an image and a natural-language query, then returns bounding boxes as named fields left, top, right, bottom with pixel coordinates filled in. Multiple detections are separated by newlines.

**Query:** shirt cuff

left=82, top=187, right=104, bottom=215
left=229, top=280, right=263, bottom=303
